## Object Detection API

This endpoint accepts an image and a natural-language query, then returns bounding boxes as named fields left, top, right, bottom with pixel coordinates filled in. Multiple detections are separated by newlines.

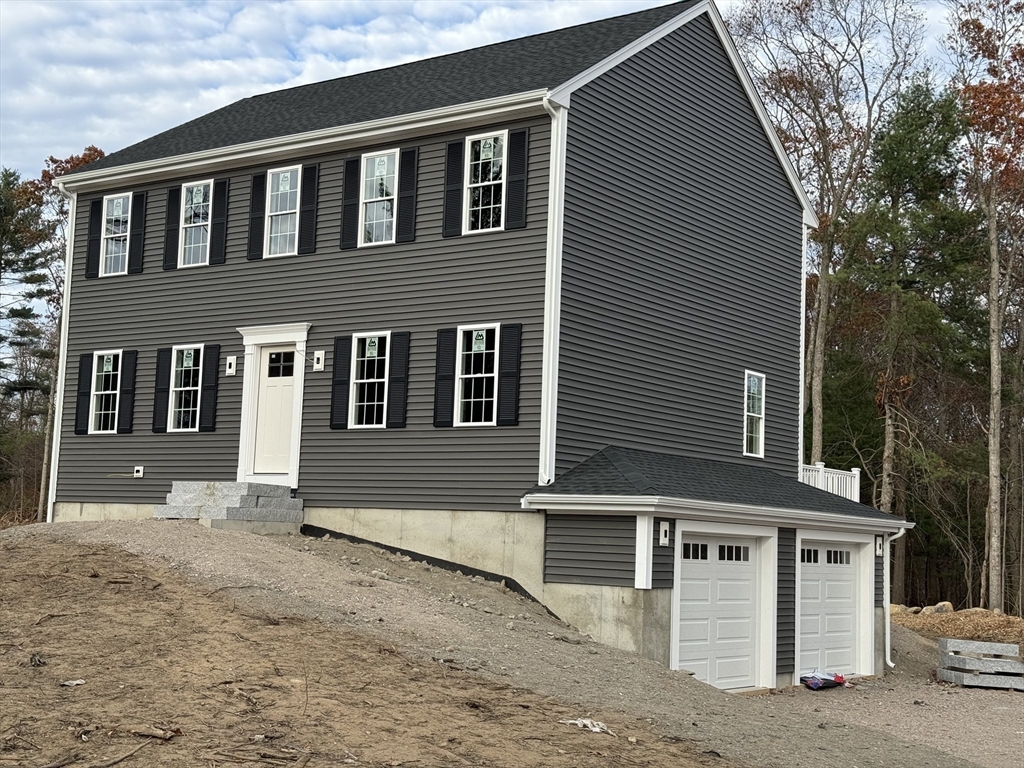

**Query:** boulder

left=958, top=607, right=989, bottom=614
left=890, top=604, right=906, bottom=613
left=909, top=606, right=922, bottom=614
left=920, top=606, right=937, bottom=615
left=934, top=601, right=955, bottom=614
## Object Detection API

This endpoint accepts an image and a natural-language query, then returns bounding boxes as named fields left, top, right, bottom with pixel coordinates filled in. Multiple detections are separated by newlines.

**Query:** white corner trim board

left=635, top=514, right=655, bottom=589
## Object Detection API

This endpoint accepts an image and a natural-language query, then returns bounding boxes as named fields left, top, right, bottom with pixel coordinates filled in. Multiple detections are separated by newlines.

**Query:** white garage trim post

left=670, top=520, right=777, bottom=690
left=635, top=515, right=654, bottom=589
left=795, top=529, right=874, bottom=679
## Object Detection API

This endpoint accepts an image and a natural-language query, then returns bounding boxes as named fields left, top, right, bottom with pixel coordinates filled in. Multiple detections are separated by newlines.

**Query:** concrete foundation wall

left=53, top=502, right=154, bottom=522
left=543, top=583, right=673, bottom=666
left=875, top=606, right=886, bottom=677
left=304, top=506, right=547, bottom=600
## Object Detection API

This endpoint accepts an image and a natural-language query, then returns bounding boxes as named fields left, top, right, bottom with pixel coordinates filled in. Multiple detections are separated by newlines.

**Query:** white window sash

left=743, top=370, right=765, bottom=458
left=178, top=180, right=214, bottom=268
left=264, top=165, right=302, bottom=258
left=454, top=322, right=500, bottom=427
left=100, top=193, right=132, bottom=277
left=462, top=130, right=508, bottom=235
left=348, top=330, right=391, bottom=429
left=168, top=344, right=205, bottom=432
left=88, top=349, right=122, bottom=434
left=358, top=149, right=399, bottom=247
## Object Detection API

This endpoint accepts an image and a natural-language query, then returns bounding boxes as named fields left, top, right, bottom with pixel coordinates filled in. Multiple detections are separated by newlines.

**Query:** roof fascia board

left=520, top=492, right=911, bottom=532
left=58, top=89, right=549, bottom=193
left=547, top=0, right=819, bottom=229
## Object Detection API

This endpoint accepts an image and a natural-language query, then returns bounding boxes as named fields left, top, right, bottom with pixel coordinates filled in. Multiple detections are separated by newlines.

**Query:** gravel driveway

left=5, top=520, right=1018, bottom=768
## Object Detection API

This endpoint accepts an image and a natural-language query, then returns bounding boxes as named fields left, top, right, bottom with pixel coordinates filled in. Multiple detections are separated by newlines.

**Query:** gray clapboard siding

left=875, top=553, right=884, bottom=608
left=652, top=517, right=675, bottom=589
left=555, top=13, right=803, bottom=478
left=544, top=514, right=636, bottom=586
left=56, top=119, right=550, bottom=511
left=777, top=527, right=796, bottom=674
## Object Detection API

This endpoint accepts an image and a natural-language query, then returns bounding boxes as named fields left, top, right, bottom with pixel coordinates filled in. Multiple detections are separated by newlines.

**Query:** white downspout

left=884, top=527, right=908, bottom=668
left=47, top=181, right=77, bottom=523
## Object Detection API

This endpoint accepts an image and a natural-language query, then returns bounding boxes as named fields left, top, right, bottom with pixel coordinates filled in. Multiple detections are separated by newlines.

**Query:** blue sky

left=0, top=0, right=950, bottom=181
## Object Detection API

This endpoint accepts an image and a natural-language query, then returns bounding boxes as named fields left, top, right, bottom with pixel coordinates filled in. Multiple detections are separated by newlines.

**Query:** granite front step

left=168, top=481, right=292, bottom=499
left=202, top=506, right=304, bottom=523
left=153, top=504, right=201, bottom=519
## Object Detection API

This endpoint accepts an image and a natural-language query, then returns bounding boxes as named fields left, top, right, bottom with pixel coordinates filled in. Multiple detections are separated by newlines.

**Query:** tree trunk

left=36, top=342, right=59, bottom=523
left=986, top=195, right=1003, bottom=612
left=810, top=240, right=832, bottom=464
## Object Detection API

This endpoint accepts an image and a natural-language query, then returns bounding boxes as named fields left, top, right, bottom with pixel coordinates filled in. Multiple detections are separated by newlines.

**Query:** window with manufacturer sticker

left=169, top=346, right=203, bottom=431
left=101, top=194, right=131, bottom=276
left=681, top=542, right=708, bottom=561
left=718, top=544, right=750, bottom=562
left=465, top=132, right=506, bottom=232
left=90, top=351, right=121, bottom=433
left=455, top=325, right=498, bottom=425
left=351, top=333, right=388, bottom=427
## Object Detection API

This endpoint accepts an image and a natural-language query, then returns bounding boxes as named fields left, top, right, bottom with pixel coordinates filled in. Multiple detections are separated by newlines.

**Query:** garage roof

left=529, top=446, right=902, bottom=523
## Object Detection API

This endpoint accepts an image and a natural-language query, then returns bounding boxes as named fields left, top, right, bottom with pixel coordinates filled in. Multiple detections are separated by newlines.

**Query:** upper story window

left=266, top=166, right=301, bottom=257
left=350, top=331, right=390, bottom=428
left=169, top=345, right=204, bottom=431
left=180, top=181, right=212, bottom=267
left=360, top=150, right=398, bottom=246
left=455, top=323, right=499, bottom=426
left=101, top=194, right=131, bottom=276
left=464, top=131, right=507, bottom=234
left=90, top=350, right=121, bottom=433
left=744, top=371, right=765, bottom=458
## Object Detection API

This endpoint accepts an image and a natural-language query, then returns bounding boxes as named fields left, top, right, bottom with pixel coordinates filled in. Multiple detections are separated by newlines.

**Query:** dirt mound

left=893, top=609, right=1024, bottom=646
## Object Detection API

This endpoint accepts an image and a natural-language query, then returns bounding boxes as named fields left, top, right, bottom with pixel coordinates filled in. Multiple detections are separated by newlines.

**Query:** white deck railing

left=800, top=462, right=861, bottom=503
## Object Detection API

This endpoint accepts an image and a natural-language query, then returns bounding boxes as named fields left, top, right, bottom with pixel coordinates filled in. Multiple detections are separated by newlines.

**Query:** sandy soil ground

left=1, top=521, right=1019, bottom=768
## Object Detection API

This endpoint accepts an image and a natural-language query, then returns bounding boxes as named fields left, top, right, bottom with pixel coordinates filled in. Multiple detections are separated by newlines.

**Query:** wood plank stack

left=937, top=638, right=1023, bottom=691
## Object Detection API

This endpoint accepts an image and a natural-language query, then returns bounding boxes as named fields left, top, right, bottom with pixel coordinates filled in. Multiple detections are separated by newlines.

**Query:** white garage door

left=677, top=536, right=758, bottom=689
left=800, top=542, right=856, bottom=674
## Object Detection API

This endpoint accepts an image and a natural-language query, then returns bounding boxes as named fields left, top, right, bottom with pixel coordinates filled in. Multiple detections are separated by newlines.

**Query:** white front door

left=676, top=535, right=758, bottom=689
left=800, top=541, right=857, bottom=674
left=253, top=345, right=296, bottom=476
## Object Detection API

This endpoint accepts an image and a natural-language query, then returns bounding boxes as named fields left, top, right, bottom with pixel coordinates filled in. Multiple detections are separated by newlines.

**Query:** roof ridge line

left=602, top=447, right=657, bottom=495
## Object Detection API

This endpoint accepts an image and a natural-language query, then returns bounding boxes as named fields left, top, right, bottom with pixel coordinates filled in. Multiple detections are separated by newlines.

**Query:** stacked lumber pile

left=937, top=638, right=1023, bottom=691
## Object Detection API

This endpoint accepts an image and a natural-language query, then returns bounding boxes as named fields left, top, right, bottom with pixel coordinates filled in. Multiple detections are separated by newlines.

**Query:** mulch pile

left=893, top=609, right=1024, bottom=645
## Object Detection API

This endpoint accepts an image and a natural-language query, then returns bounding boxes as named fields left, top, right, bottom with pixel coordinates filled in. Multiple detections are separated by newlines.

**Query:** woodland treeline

left=1, top=1, right=1021, bottom=614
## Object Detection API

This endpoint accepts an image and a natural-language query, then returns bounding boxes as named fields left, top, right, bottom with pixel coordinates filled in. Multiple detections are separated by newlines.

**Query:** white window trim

left=357, top=149, right=399, bottom=248
left=348, top=330, right=391, bottom=429
left=453, top=322, right=500, bottom=427
left=88, top=349, right=122, bottom=434
left=99, top=193, right=131, bottom=277
left=167, top=343, right=205, bottom=433
left=743, top=370, right=766, bottom=458
left=462, top=129, right=508, bottom=236
left=263, top=165, right=302, bottom=258
left=178, top=179, right=214, bottom=268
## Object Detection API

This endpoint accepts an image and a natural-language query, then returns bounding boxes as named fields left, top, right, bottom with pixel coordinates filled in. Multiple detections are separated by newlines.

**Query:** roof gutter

left=521, top=492, right=913, bottom=533
left=57, top=89, right=550, bottom=193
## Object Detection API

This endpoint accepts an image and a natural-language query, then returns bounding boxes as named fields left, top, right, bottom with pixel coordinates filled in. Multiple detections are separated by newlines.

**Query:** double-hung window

left=359, top=150, right=398, bottom=246
left=455, top=323, right=499, bottom=426
left=101, top=194, right=131, bottom=276
left=464, top=131, right=507, bottom=234
left=179, top=181, right=212, bottom=267
left=169, top=345, right=204, bottom=431
left=266, top=166, right=301, bottom=256
left=349, top=332, right=390, bottom=428
left=744, top=371, right=765, bottom=457
left=89, top=350, right=122, bottom=433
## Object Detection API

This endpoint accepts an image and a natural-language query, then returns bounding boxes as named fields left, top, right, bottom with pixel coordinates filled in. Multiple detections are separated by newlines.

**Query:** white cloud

left=0, top=0, right=670, bottom=179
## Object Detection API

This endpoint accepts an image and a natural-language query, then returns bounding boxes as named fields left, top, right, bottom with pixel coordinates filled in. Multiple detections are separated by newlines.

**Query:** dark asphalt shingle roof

left=82, top=1, right=699, bottom=173
left=528, top=446, right=904, bottom=524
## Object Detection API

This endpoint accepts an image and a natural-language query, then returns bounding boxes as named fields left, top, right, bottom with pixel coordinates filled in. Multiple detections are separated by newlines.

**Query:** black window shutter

left=297, top=164, right=319, bottom=254
left=386, top=331, right=411, bottom=429
left=330, top=335, right=353, bottom=429
left=505, top=129, right=529, bottom=230
left=247, top=172, right=266, bottom=260
left=496, top=323, right=522, bottom=426
left=116, top=350, right=138, bottom=433
left=163, top=186, right=180, bottom=270
left=340, top=158, right=360, bottom=250
left=85, top=199, right=102, bottom=279
left=433, top=328, right=457, bottom=427
left=442, top=141, right=464, bottom=238
left=198, top=344, right=220, bottom=432
left=127, top=192, right=147, bottom=274
left=395, top=147, right=418, bottom=243
left=152, top=347, right=172, bottom=433
left=74, top=353, right=94, bottom=434
left=209, top=179, right=229, bottom=265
